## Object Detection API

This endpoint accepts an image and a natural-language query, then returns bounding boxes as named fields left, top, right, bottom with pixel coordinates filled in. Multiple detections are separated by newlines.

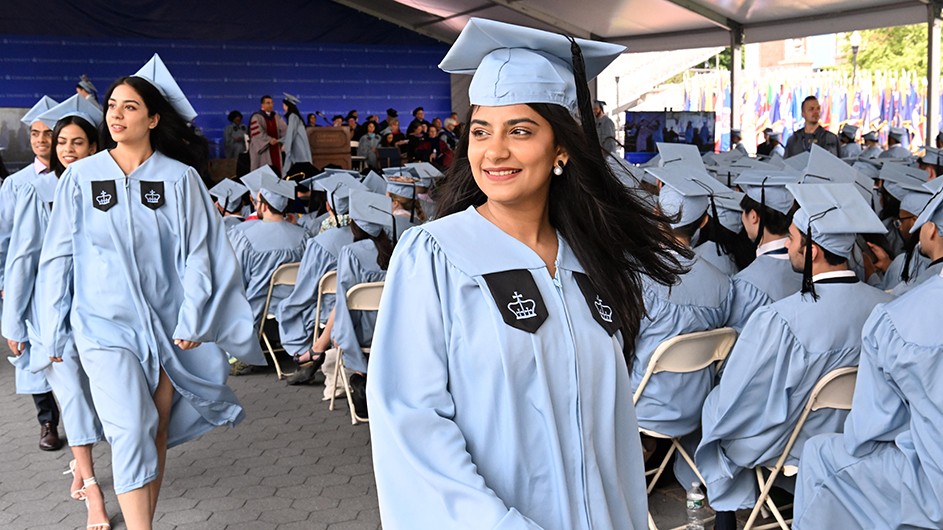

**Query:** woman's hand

left=174, top=339, right=201, bottom=350
left=867, top=242, right=892, bottom=273
left=6, top=339, right=25, bottom=356
left=49, top=354, right=63, bottom=363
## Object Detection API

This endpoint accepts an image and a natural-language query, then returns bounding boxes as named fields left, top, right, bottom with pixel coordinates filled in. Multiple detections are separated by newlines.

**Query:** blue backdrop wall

left=1, top=34, right=452, bottom=159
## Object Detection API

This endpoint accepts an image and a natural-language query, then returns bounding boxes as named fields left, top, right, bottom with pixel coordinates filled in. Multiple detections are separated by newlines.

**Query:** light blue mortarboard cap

left=283, top=92, right=300, bottom=106
left=911, top=177, right=943, bottom=235
left=361, top=171, right=388, bottom=195
left=862, top=130, right=879, bottom=142
left=787, top=183, right=887, bottom=259
left=852, top=159, right=881, bottom=181
left=349, top=189, right=395, bottom=238
left=406, top=162, right=445, bottom=183
left=21, top=96, right=58, bottom=126
left=438, top=18, right=624, bottom=114
left=734, top=170, right=799, bottom=215
left=657, top=142, right=706, bottom=171
left=840, top=124, right=858, bottom=140
left=383, top=174, right=422, bottom=199
left=133, top=54, right=198, bottom=122
left=880, top=161, right=929, bottom=189
left=649, top=165, right=731, bottom=228
left=888, top=126, right=908, bottom=143
left=313, top=173, right=367, bottom=214
left=240, top=166, right=280, bottom=197
left=920, top=146, right=943, bottom=166
left=885, top=182, right=932, bottom=216
left=714, top=192, right=745, bottom=233
left=801, top=145, right=873, bottom=203
left=784, top=151, right=811, bottom=172
left=209, top=178, right=248, bottom=212
left=259, top=178, right=296, bottom=212
left=36, top=94, right=102, bottom=129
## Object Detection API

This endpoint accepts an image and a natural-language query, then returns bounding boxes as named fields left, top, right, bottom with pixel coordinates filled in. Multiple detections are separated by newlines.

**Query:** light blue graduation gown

left=2, top=171, right=103, bottom=444
left=2, top=171, right=54, bottom=396
left=633, top=255, right=732, bottom=436
left=230, top=219, right=307, bottom=326
left=281, top=113, right=312, bottom=174
left=869, top=250, right=930, bottom=290
left=367, top=207, right=648, bottom=530
left=725, top=243, right=802, bottom=331
left=221, top=215, right=243, bottom=230
left=331, top=239, right=386, bottom=374
left=839, top=142, right=862, bottom=159
left=860, top=146, right=883, bottom=159
left=275, top=226, right=353, bottom=356
left=889, top=258, right=943, bottom=297
left=37, top=150, right=264, bottom=494
left=695, top=240, right=738, bottom=276
left=693, top=278, right=892, bottom=511
left=0, top=162, right=44, bottom=290
left=880, top=145, right=912, bottom=159
left=794, top=273, right=943, bottom=529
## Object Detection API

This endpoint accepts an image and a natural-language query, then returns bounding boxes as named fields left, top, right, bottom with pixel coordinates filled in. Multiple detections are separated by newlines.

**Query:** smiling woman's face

left=56, top=123, right=96, bottom=168
left=467, top=104, right=566, bottom=208
left=107, top=83, right=157, bottom=145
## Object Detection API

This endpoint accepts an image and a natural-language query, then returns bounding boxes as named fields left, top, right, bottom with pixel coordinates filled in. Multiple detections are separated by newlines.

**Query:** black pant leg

left=32, top=392, right=59, bottom=426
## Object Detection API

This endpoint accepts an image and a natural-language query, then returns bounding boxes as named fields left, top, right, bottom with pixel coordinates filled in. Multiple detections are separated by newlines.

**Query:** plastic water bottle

left=686, top=481, right=711, bottom=530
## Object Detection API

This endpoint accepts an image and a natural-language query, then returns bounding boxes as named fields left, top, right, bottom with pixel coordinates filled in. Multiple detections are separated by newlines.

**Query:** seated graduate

left=694, top=191, right=755, bottom=276
left=323, top=189, right=396, bottom=415
left=275, top=172, right=365, bottom=373
left=208, top=178, right=249, bottom=229
left=693, top=183, right=893, bottom=530
left=890, top=177, right=943, bottom=295
left=725, top=170, right=802, bottom=331
left=633, top=166, right=733, bottom=439
left=838, top=124, right=862, bottom=159
left=294, top=169, right=363, bottom=237
left=859, top=130, right=883, bottom=159
left=879, top=126, right=913, bottom=160
left=868, top=163, right=932, bottom=290
left=233, top=165, right=278, bottom=229
left=384, top=175, right=427, bottom=224
left=229, top=174, right=306, bottom=329
left=793, top=182, right=943, bottom=530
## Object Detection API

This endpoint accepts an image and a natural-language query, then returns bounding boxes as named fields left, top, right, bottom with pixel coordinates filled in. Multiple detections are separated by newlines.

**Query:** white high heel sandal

left=76, top=477, right=111, bottom=530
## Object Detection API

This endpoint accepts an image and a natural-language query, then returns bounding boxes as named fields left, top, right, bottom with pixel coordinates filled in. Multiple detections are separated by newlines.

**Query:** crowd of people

left=2, top=16, right=943, bottom=530
left=221, top=96, right=461, bottom=177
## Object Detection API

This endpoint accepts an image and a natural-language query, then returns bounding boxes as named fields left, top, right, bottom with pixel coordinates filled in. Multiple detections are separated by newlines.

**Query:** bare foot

left=69, top=463, right=84, bottom=500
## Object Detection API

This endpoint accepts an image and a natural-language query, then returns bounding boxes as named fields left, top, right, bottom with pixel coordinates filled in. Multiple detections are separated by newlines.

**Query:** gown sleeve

left=841, top=306, right=910, bottom=456
left=1, top=184, right=44, bottom=344
left=331, top=246, right=369, bottom=373
left=366, top=229, right=543, bottom=530
left=0, top=176, right=17, bottom=290
left=36, top=169, right=78, bottom=357
left=172, top=169, right=265, bottom=365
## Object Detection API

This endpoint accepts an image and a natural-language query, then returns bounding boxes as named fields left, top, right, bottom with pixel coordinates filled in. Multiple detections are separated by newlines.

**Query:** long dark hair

left=100, top=76, right=208, bottom=174
left=350, top=220, right=395, bottom=270
left=51, top=116, right=99, bottom=177
left=696, top=216, right=756, bottom=270
left=436, top=102, right=689, bottom=362
left=283, top=100, right=303, bottom=124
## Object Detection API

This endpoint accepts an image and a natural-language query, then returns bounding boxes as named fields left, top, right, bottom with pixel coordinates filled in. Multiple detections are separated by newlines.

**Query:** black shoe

left=349, top=373, right=368, bottom=419
left=39, top=422, right=63, bottom=451
left=285, top=364, right=319, bottom=385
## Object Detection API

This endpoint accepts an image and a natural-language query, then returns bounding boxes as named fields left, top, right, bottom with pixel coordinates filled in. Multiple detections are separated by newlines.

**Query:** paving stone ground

left=0, top=342, right=737, bottom=529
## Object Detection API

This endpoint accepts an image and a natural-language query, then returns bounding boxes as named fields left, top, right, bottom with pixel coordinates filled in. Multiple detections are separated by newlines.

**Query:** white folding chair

left=330, top=281, right=384, bottom=424
left=314, top=270, right=337, bottom=344
left=258, top=262, right=300, bottom=380
left=743, top=367, right=858, bottom=530
left=635, top=327, right=738, bottom=495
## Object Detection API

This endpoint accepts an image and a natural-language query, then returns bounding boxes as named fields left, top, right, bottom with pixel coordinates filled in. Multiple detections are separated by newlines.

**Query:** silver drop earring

left=552, top=162, right=564, bottom=176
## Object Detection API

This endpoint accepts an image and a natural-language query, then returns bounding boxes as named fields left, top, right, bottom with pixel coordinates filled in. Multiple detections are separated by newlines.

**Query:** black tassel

left=901, top=235, right=918, bottom=282
left=709, top=196, right=723, bottom=256
left=801, top=224, right=818, bottom=301
left=565, top=35, right=601, bottom=150
left=754, top=180, right=767, bottom=248
left=410, top=183, right=416, bottom=224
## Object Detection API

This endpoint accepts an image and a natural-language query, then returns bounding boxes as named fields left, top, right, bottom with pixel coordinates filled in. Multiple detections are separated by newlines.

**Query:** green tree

left=843, top=24, right=927, bottom=73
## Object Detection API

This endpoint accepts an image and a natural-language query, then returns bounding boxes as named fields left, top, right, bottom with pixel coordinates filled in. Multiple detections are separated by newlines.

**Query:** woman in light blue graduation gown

left=4, top=101, right=112, bottom=527
left=367, top=18, right=692, bottom=530
left=279, top=93, right=312, bottom=175
left=36, top=60, right=263, bottom=526
left=794, top=271, right=943, bottom=529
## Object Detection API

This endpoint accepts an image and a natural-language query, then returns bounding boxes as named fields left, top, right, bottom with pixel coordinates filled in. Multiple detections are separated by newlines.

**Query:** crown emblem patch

left=483, top=270, right=547, bottom=334
left=140, top=181, right=165, bottom=210
left=507, top=292, right=537, bottom=320
left=573, top=272, right=620, bottom=336
left=91, top=180, right=117, bottom=212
